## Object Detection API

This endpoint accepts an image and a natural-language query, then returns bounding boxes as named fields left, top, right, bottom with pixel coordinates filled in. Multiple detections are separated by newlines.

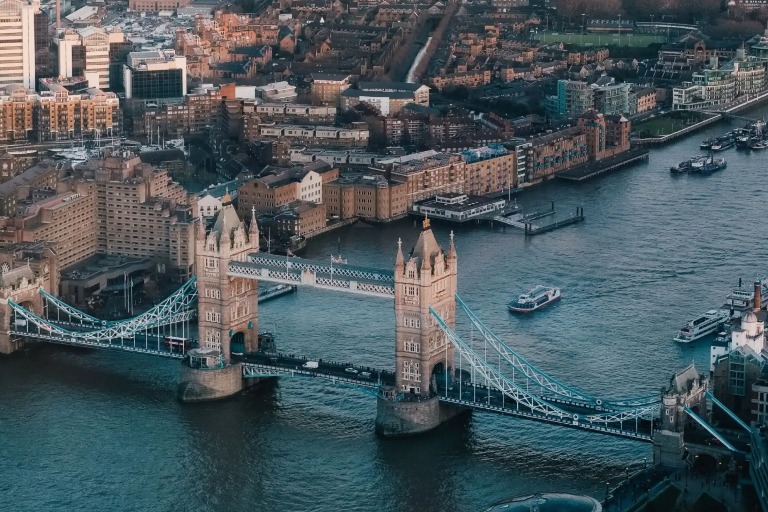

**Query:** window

left=205, top=311, right=221, bottom=323
left=403, top=316, right=420, bottom=328
left=404, top=339, right=420, bottom=353
left=402, top=360, right=421, bottom=382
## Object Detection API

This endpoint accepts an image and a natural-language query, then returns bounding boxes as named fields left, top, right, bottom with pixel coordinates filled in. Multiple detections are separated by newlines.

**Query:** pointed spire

left=222, top=187, right=232, bottom=206
left=196, top=213, right=206, bottom=240
left=395, top=237, right=404, bottom=269
left=422, top=212, right=430, bottom=231
left=220, top=213, right=230, bottom=245
left=448, top=230, right=457, bottom=260
left=249, top=205, right=259, bottom=235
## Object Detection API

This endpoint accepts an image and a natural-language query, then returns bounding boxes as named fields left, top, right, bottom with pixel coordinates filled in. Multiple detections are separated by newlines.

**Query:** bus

left=164, top=336, right=190, bottom=352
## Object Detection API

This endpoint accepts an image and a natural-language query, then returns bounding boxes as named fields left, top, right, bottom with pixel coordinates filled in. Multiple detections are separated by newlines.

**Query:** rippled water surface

left=3, top=113, right=768, bottom=511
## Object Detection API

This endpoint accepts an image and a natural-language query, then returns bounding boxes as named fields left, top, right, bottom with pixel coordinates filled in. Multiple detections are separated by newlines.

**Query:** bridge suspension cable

left=432, top=307, right=658, bottom=429
left=10, top=277, right=198, bottom=344
left=455, top=294, right=660, bottom=409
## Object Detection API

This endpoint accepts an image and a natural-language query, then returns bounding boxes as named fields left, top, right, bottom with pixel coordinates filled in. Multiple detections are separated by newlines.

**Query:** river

left=2, top=110, right=768, bottom=511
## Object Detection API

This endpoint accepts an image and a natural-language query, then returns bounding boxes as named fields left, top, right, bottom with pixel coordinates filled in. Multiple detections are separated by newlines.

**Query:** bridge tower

left=0, top=247, right=57, bottom=355
left=653, top=363, right=708, bottom=467
left=376, top=217, right=466, bottom=436
left=178, top=197, right=260, bottom=402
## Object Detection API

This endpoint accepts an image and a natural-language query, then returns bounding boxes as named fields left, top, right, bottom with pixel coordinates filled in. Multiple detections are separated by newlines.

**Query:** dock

left=557, top=148, right=649, bottom=182
left=258, top=284, right=297, bottom=303
left=524, top=207, right=585, bottom=236
left=491, top=201, right=556, bottom=228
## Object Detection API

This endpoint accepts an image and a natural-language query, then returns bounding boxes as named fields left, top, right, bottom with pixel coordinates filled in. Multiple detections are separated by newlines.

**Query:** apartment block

left=460, top=145, right=517, bottom=195
left=375, top=150, right=465, bottom=204
left=341, top=82, right=429, bottom=116
left=311, top=73, right=351, bottom=107
left=0, top=160, right=60, bottom=216
left=526, top=127, right=588, bottom=182
left=323, top=174, right=408, bottom=222
left=36, top=85, right=121, bottom=141
left=11, top=182, right=98, bottom=269
left=237, top=162, right=336, bottom=216
left=271, top=200, right=327, bottom=237
left=243, top=120, right=369, bottom=148
left=128, top=0, right=191, bottom=12
left=77, top=152, right=198, bottom=279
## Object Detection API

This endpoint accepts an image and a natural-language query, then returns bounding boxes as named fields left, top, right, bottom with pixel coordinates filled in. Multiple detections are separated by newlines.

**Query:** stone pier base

left=177, top=362, right=244, bottom=403
left=375, top=395, right=467, bottom=437
left=0, top=333, right=22, bottom=355
left=653, top=430, right=686, bottom=468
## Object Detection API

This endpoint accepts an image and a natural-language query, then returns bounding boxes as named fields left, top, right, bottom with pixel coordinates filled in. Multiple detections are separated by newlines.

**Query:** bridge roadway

left=434, top=381, right=655, bottom=442
left=234, top=352, right=396, bottom=389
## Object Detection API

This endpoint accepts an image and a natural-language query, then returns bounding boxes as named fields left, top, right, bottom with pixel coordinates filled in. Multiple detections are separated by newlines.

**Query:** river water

left=3, top=111, right=768, bottom=511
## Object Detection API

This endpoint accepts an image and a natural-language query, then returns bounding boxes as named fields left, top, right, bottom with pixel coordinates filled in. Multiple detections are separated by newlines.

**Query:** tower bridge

left=0, top=199, right=744, bottom=465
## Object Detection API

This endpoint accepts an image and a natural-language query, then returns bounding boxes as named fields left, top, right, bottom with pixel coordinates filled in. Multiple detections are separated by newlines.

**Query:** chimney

left=56, top=0, right=61, bottom=29
left=755, top=281, right=762, bottom=311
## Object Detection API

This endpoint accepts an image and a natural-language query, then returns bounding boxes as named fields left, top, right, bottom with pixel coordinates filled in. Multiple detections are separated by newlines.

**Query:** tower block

left=178, top=197, right=260, bottom=402
left=375, top=218, right=467, bottom=436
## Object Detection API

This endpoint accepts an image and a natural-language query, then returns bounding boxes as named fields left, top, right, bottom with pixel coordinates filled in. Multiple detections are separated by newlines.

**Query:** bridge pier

left=375, top=389, right=467, bottom=437
left=653, top=430, right=685, bottom=468
left=177, top=362, right=244, bottom=402
left=0, top=333, right=21, bottom=355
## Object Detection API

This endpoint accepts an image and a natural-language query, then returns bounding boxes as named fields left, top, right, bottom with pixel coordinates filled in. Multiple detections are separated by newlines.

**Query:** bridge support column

left=177, top=363, right=244, bottom=403
left=0, top=333, right=21, bottom=355
left=375, top=387, right=467, bottom=436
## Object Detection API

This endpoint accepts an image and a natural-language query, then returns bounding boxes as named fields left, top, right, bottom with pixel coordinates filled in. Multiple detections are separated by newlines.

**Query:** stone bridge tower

left=653, top=363, right=708, bottom=467
left=376, top=217, right=466, bottom=436
left=178, top=197, right=260, bottom=402
left=0, top=246, right=57, bottom=355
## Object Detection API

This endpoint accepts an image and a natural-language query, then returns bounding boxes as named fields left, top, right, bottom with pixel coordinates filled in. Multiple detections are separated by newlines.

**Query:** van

left=360, top=371, right=371, bottom=379
left=302, top=361, right=319, bottom=369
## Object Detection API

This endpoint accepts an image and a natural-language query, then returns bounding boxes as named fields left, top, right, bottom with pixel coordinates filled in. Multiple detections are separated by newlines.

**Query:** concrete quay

left=557, top=148, right=650, bottom=182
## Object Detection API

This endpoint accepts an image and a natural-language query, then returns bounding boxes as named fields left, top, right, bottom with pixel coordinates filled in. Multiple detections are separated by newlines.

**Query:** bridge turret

left=180, top=201, right=261, bottom=402
left=653, top=363, right=708, bottom=467
left=377, top=219, right=464, bottom=435
left=393, top=216, right=457, bottom=397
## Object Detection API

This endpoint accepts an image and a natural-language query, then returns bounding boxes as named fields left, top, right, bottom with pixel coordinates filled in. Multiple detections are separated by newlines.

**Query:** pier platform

left=557, top=148, right=649, bottom=182
left=524, top=208, right=584, bottom=236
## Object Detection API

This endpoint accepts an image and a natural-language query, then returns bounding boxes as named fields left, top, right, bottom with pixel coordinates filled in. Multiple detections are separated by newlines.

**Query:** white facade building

left=297, top=170, right=322, bottom=204
left=0, top=0, right=39, bottom=89
left=57, top=27, right=125, bottom=90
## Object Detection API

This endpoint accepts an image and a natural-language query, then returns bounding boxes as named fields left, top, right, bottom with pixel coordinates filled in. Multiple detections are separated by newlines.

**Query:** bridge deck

left=228, top=254, right=395, bottom=298
left=436, top=384, right=654, bottom=441
left=236, top=353, right=395, bottom=389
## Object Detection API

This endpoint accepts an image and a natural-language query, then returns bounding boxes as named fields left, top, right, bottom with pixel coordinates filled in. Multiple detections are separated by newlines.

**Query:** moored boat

left=673, top=309, right=729, bottom=343
left=508, top=285, right=561, bottom=313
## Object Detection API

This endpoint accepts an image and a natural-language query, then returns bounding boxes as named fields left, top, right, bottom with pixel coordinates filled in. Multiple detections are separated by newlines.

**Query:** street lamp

left=582, top=13, right=586, bottom=34
left=618, top=14, right=622, bottom=47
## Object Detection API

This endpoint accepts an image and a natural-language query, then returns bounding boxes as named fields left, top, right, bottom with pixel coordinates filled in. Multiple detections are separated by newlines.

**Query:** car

left=344, top=368, right=358, bottom=374
left=360, top=371, right=371, bottom=378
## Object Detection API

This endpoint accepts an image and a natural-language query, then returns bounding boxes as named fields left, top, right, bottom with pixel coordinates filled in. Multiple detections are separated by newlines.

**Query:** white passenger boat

left=507, top=285, right=561, bottom=313
left=673, top=309, right=729, bottom=343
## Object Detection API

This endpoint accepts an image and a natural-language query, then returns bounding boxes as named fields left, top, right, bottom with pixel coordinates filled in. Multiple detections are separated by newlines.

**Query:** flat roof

left=414, top=194, right=504, bottom=213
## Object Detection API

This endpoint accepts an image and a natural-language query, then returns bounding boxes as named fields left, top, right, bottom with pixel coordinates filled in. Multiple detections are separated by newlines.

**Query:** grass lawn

left=632, top=112, right=715, bottom=138
left=536, top=31, right=667, bottom=47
